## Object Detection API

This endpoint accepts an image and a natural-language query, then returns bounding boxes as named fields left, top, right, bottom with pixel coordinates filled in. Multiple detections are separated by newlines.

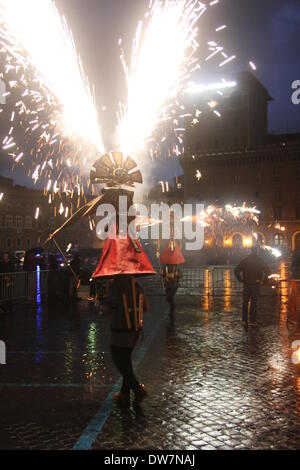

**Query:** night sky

left=54, top=0, right=300, bottom=137
left=1, top=0, right=300, bottom=186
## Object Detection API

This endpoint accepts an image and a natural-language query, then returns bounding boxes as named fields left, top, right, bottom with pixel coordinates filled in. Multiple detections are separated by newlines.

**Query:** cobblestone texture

left=0, top=273, right=300, bottom=450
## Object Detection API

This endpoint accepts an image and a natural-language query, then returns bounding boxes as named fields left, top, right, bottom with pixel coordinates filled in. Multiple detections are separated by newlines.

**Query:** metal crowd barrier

left=0, top=267, right=293, bottom=308
left=0, top=270, right=50, bottom=306
left=141, top=266, right=283, bottom=298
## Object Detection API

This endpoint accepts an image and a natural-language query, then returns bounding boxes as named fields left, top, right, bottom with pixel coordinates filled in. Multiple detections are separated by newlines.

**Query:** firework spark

left=0, top=0, right=103, bottom=150
left=0, top=0, right=104, bottom=204
left=118, top=0, right=207, bottom=156
left=263, top=245, right=282, bottom=259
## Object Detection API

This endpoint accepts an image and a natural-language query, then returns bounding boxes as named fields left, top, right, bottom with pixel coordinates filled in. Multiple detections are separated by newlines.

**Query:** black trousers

left=242, top=284, right=260, bottom=323
left=111, top=345, right=140, bottom=394
left=166, top=287, right=177, bottom=309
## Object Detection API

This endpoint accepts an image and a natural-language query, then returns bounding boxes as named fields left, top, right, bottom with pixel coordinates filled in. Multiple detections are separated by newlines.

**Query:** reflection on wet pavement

left=0, top=267, right=299, bottom=450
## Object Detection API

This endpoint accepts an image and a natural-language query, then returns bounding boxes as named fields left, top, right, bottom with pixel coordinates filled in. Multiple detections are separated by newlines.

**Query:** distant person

left=161, top=265, right=181, bottom=314
left=23, top=251, right=36, bottom=272
left=0, top=252, right=15, bottom=313
left=234, top=246, right=271, bottom=327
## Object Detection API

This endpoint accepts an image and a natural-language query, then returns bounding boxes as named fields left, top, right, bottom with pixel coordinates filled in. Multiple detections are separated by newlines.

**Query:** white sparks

left=185, top=81, right=237, bottom=94
left=216, top=25, right=227, bottom=32
left=219, top=55, right=236, bottom=67
left=196, top=170, right=202, bottom=181
left=118, top=0, right=204, bottom=155
left=264, top=246, right=282, bottom=259
left=0, top=0, right=104, bottom=152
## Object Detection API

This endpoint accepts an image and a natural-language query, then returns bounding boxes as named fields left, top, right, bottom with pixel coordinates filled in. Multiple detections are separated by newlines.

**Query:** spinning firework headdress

left=44, top=151, right=155, bottom=281
left=90, top=151, right=143, bottom=187
left=91, top=152, right=155, bottom=279
left=44, top=151, right=142, bottom=243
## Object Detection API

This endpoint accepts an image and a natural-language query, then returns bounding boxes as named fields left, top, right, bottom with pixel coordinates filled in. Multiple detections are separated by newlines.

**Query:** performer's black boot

left=133, top=384, right=148, bottom=405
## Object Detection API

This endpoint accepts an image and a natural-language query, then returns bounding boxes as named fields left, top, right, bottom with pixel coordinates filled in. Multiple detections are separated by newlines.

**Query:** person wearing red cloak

left=160, top=240, right=185, bottom=314
left=92, top=231, right=155, bottom=407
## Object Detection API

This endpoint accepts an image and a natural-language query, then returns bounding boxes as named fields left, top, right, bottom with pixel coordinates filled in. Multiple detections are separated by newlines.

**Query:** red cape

left=92, top=235, right=156, bottom=279
left=159, top=241, right=185, bottom=265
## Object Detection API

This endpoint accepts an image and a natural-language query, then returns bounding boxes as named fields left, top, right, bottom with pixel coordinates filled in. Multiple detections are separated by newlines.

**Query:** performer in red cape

left=159, top=212, right=185, bottom=314
left=93, top=229, right=155, bottom=407
left=45, top=150, right=156, bottom=406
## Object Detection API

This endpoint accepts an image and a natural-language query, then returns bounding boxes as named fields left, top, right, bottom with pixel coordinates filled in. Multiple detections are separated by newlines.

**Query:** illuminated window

left=274, top=234, right=285, bottom=247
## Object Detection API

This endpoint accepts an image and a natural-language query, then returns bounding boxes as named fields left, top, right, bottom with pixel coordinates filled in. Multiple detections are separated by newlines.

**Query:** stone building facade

left=181, top=72, right=300, bottom=254
left=0, top=176, right=100, bottom=253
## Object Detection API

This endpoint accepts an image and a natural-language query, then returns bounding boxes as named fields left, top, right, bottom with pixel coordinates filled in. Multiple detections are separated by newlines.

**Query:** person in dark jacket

left=162, top=265, right=181, bottom=314
left=234, top=246, right=270, bottom=326
left=0, top=252, right=15, bottom=313
left=106, top=276, right=149, bottom=407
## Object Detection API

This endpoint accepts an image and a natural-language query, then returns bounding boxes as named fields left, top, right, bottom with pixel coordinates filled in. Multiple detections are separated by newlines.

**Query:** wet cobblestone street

left=0, top=280, right=300, bottom=450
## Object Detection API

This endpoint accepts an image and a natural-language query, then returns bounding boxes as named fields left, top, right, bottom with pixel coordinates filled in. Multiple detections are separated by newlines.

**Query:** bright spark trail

left=118, top=0, right=220, bottom=158
left=0, top=0, right=103, bottom=202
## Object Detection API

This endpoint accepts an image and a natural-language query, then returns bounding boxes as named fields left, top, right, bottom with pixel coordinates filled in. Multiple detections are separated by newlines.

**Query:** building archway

left=292, top=232, right=300, bottom=251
